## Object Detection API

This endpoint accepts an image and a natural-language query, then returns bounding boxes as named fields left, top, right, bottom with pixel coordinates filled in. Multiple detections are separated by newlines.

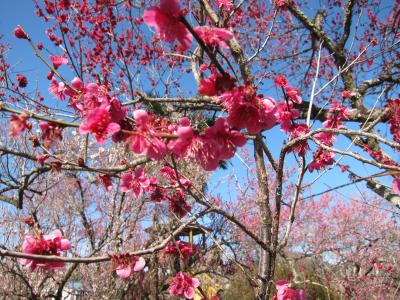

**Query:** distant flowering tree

left=0, top=0, right=400, bottom=299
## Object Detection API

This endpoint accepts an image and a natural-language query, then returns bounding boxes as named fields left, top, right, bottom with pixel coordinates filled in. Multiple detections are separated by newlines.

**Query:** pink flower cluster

left=20, top=229, right=70, bottom=270
left=39, top=122, right=63, bottom=148
left=219, top=85, right=277, bottom=134
left=128, top=109, right=167, bottom=160
left=164, top=240, right=196, bottom=261
left=169, top=272, right=200, bottom=299
left=273, top=280, right=307, bottom=300
left=111, top=254, right=146, bottom=279
left=198, top=69, right=236, bottom=96
left=169, top=117, right=247, bottom=170
left=120, top=167, right=156, bottom=198
left=9, top=114, right=32, bottom=137
left=309, top=101, right=352, bottom=172
left=194, top=26, right=233, bottom=48
left=143, top=0, right=233, bottom=52
left=143, top=0, right=192, bottom=51
left=387, top=98, right=400, bottom=143
left=153, top=166, right=192, bottom=217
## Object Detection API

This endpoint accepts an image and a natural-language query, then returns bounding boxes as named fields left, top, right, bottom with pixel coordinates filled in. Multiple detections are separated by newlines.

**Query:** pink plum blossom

left=115, top=256, right=146, bottom=279
left=273, top=280, right=307, bottom=300
left=284, top=85, right=302, bottom=104
left=79, top=106, right=121, bottom=144
left=128, top=109, right=167, bottom=160
left=39, top=122, right=63, bottom=148
left=194, top=26, right=233, bottom=48
left=169, top=272, right=200, bottom=299
left=164, top=240, right=196, bottom=261
left=9, top=114, right=32, bottom=137
left=143, top=0, right=192, bottom=51
left=120, top=167, right=154, bottom=198
left=50, top=55, right=68, bottom=67
left=20, top=229, right=70, bottom=271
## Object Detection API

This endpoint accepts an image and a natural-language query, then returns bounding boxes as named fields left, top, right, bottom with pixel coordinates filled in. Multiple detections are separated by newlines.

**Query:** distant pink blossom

left=273, top=0, right=289, bottom=8
left=194, top=26, right=233, bottom=48
left=273, top=280, right=307, bottom=300
left=342, top=90, right=352, bottom=98
left=169, top=272, right=200, bottom=299
left=20, top=229, right=70, bottom=271
left=143, top=0, right=192, bottom=51
left=392, top=177, right=400, bottom=194
left=36, top=154, right=49, bottom=165
left=216, top=0, right=233, bottom=10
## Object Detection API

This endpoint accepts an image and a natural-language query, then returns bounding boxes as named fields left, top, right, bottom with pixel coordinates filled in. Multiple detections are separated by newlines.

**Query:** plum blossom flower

left=273, top=280, right=307, bottom=300
left=79, top=105, right=121, bottom=144
left=128, top=109, right=167, bottom=160
left=36, top=154, right=49, bottom=165
left=194, top=26, right=233, bottom=48
left=322, top=101, right=352, bottom=129
left=308, top=148, right=335, bottom=172
left=143, top=0, right=192, bottom=51
left=168, top=117, right=195, bottom=157
left=39, top=122, right=63, bottom=148
left=164, top=240, right=196, bottom=261
left=275, top=102, right=299, bottom=132
left=342, top=90, right=351, bottom=99
left=169, top=272, right=200, bottom=299
left=204, top=117, right=246, bottom=160
left=274, top=75, right=288, bottom=87
left=50, top=55, right=68, bottom=67
left=9, top=114, right=32, bottom=137
left=198, top=71, right=236, bottom=96
left=220, top=86, right=277, bottom=133
left=20, top=229, right=70, bottom=271
left=284, top=85, right=302, bottom=104
left=168, top=190, right=191, bottom=218
left=14, top=26, right=28, bottom=39
left=216, top=0, right=233, bottom=10
left=16, top=74, right=28, bottom=87
left=98, top=175, right=112, bottom=191
left=49, top=78, right=66, bottom=100
left=120, top=167, right=154, bottom=198
left=114, top=255, right=146, bottom=279
left=288, top=124, right=310, bottom=156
